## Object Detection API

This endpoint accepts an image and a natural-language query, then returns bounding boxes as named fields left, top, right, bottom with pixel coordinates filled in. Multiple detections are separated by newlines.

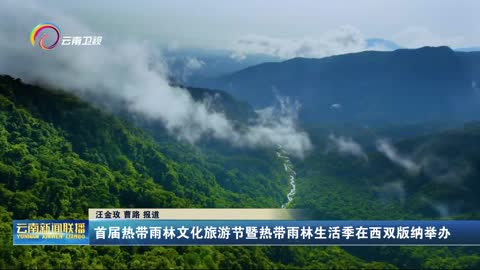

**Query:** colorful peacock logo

left=30, top=23, right=61, bottom=50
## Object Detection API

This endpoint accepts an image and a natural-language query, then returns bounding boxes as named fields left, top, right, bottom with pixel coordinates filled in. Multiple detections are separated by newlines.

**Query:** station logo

left=30, top=22, right=102, bottom=50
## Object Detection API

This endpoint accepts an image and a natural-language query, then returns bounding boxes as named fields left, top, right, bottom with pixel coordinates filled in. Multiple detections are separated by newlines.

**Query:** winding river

left=277, top=145, right=297, bottom=208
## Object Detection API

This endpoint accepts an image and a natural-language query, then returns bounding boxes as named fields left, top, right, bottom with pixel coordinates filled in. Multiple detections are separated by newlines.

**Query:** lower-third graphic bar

left=88, top=220, right=480, bottom=246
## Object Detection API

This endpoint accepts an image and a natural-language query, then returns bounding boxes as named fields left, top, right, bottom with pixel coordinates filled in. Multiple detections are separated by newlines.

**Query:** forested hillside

left=0, top=75, right=396, bottom=268
left=294, top=122, right=480, bottom=219
left=2, top=75, right=480, bottom=268
left=290, top=123, right=480, bottom=268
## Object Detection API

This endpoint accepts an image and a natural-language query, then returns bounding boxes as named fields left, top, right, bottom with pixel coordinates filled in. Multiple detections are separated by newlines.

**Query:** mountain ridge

left=196, top=46, right=480, bottom=125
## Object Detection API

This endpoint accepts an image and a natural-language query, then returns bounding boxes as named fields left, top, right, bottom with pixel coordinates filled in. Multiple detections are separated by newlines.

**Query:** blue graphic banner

left=13, top=219, right=480, bottom=246
left=13, top=220, right=89, bottom=245
left=88, top=220, right=480, bottom=246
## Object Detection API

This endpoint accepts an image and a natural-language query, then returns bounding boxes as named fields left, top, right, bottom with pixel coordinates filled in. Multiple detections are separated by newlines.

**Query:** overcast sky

left=38, top=0, right=479, bottom=50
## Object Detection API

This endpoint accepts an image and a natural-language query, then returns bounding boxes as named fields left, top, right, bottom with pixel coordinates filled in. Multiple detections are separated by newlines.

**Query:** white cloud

left=252, top=96, right=312, bottom=157
left=229, top=26, right=368, bottom=59
left=170, top=57, right=206, bottom=83
left=229, top=51, right=247, bottom=61
left=376, top=139, right=420, bottom=174
left=0, top=0, right=312, bottom=158
left=327, top=134, right=368, bottom=160
left=185, top=57, right=205, bottom=70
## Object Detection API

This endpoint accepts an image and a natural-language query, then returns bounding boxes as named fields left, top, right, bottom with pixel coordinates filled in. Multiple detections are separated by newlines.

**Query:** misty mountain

left=163, top=48, right=282, bottom=84
left=294, top=121, right=480, bottom=220
left=184, top=86, right=257, bottom=123
left=80, top=84, right=256, bottom=127
left=197, top=46, right=480, bottom=125
left=368, top=121, right=480, bottom=217
left=164, top=38, right=403, bottom=85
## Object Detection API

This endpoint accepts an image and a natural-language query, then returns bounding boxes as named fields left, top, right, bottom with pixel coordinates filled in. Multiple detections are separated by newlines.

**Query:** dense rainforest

left=1, top=74, right=480, bottom=269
